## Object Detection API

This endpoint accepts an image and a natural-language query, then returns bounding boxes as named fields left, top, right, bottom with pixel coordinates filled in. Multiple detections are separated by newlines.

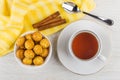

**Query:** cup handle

left=97, top=55, right=106, bottom=63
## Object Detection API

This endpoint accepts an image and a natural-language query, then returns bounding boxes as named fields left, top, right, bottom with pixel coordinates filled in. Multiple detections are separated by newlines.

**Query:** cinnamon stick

left=33, top=11, right=60, bottom=28
left=38, top=19, right=66, bottom=31
left=35, top=16, right=62, bottom=28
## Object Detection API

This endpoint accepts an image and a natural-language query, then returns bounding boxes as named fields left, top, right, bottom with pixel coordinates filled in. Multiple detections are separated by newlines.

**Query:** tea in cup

left=68, top=30, right=106, bottom=61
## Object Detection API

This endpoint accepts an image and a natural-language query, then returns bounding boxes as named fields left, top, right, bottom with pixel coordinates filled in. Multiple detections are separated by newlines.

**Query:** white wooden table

left=0, top=0, right=120, bottom=80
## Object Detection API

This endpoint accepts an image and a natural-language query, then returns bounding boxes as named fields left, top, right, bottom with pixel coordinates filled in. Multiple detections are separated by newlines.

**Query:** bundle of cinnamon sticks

left=32, top=11, right=66, bottom=30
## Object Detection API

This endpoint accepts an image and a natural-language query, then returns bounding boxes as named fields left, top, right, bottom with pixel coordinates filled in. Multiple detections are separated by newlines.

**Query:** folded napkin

left=0, top=0, right=95, bottom=57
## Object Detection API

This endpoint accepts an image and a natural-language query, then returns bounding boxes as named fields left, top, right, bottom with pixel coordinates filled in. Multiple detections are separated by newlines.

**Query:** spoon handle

left=83, top=11, right=114, bottom=26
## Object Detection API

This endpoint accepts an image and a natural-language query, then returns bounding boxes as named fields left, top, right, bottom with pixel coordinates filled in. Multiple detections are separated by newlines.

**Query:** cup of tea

left=68, top=30, right=106, bottom=62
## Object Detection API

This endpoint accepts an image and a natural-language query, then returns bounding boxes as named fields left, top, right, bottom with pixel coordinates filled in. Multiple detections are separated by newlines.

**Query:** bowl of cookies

left=14, top=31, right=52, bottom=69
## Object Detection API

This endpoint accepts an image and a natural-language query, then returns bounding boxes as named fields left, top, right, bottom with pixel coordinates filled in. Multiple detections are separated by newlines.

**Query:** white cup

left=68, top=30, right=106, bottom=62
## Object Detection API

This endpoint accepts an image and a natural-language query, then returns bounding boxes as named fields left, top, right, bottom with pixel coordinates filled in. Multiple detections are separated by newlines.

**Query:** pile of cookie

left=15, top=31, right=50, bottom=66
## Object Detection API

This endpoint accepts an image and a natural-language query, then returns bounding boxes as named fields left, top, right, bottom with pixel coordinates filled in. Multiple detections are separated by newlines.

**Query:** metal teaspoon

left=62, top=2, right=114, bottom=26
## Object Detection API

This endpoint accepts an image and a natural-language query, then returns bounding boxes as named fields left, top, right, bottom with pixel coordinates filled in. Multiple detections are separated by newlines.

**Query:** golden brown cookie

left=25, top=39, right=34, bottom=49
left=25, top=34, right=32, bottom=40
left=41, top=48, right=49, bottom=57
left=32, top=31, right=42, bottom=42
left=40, top=38, right=50, bottom=48
left=33, top=56, right=44, bottom=65
left=33, top=45, right=43, bottom=55
left=16, top=36, right=25, bottom=47
left=24, top=50, right=35, bottom=59
left=22, top=58, right=32, bottom=65
left=19, top=45, right=25, bottom=49
left=16, top=49, right=24, bottom=59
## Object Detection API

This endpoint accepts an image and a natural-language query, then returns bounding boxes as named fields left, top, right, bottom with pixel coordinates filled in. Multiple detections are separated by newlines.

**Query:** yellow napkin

left=0, top=0, right=95, bottom=57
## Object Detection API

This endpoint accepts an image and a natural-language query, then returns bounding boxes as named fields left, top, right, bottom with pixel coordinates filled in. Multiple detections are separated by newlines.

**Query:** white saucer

left=57, top=20, right=111, bottom=75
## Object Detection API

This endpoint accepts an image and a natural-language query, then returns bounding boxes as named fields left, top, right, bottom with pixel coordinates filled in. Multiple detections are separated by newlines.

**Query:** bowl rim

left=14, top=30, right=52, bottom=69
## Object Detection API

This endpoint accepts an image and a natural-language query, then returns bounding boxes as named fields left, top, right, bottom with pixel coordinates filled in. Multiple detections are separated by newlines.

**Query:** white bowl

left=14, top=31, right=52, bottom=69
